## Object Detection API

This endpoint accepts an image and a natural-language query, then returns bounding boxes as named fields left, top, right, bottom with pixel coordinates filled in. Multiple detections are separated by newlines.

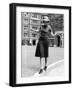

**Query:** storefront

left=55, top=31, right=64, bottom=48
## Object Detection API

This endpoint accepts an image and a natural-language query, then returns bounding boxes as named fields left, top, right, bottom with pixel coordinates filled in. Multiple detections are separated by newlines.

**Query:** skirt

left=35, top=37, right=49, bottom=57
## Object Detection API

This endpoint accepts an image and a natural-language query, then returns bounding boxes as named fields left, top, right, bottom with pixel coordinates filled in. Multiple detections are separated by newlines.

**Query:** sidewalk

left=34, top=60, right=64, bottom=77
left=21, top=45, right=64, bottom=77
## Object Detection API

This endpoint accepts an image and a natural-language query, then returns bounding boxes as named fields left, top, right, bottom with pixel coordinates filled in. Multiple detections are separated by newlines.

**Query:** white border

left=16, top=6, right=69, bottom=84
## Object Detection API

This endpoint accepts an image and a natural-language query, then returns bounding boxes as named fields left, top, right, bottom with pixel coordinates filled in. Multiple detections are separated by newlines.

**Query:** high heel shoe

left=44, top=66, right=47, bottom=71
left=39, top=69, right=43, bottom=74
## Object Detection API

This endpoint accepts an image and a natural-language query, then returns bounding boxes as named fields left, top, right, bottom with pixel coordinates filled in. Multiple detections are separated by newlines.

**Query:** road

left=21, top=45, right=64, bottom=77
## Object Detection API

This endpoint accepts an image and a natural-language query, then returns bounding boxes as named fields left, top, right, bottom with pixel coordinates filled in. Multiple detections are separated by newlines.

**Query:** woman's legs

left=44, top=58, right=48, bottom=71
left=40, top=57, right=44, bottom=69
left=39, top=57, right=44, bottom=74
left=39, top=57, right=48, bottom=73
left=45, top=58, right=47, bottom=67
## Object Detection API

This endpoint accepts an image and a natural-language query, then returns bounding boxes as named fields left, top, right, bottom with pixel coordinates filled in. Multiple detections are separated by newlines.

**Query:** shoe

left=44, top=66, right=47, bottom=71
left=39, top=69, right=43, bottom=74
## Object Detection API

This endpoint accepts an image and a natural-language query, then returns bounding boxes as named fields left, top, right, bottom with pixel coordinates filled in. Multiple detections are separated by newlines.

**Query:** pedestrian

left=35, top=15, right=54, bottom=74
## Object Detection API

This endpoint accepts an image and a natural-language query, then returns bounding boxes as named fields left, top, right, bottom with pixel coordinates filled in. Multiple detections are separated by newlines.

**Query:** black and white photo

left=21, top=12, right=64, bottom=77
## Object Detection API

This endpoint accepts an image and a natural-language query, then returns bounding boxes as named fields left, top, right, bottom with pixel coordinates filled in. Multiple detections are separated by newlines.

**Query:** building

left=21, top=12, right=41, bottom=45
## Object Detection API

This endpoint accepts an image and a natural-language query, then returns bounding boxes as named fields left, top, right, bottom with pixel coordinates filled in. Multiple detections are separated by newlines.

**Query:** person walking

left=35, top=15, right=54, bottom=74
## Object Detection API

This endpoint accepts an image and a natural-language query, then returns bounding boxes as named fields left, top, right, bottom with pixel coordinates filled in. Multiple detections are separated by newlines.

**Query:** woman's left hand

left=51, top=32, right=55, bottom=36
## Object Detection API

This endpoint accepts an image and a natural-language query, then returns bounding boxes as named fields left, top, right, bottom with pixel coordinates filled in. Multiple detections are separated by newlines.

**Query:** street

left=21, top=45, right=64, bottom=77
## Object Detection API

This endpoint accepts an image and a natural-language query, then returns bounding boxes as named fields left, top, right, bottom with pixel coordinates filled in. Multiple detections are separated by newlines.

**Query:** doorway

left=32, top=40, right=36, bottom=45
left=57, top=35, right=61, bottom=47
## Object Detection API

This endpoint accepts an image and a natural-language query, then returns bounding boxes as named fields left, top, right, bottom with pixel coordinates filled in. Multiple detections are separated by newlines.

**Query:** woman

left=35, top=16, right=54, bottom=74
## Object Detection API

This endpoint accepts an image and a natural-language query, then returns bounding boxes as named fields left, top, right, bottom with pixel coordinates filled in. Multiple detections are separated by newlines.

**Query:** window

left=24, top=33, right=28, bottom=37
left=32, top=26, right=38, bottom=30
left=32, top=33, right=37, bottom=37
left=23, top=12, right=30, bottom=17
left=24, top=28, right=28, bottom=31
left=32, top=14, right=37, bottom=18
left=24, top=25, right=29, bottom=28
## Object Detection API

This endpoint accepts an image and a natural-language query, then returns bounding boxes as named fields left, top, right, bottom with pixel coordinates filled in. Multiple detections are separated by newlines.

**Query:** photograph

left=21, top=12, right=64, bottom=77
left=9, top=3, right=71, bottom=86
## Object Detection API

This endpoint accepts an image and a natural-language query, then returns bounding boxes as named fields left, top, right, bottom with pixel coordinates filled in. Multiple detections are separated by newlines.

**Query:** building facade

left=21, top=12, right=41, bottom=45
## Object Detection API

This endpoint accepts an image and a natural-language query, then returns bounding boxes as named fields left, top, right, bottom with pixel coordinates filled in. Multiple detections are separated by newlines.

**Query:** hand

left=51, top=32, right=55, bottom=36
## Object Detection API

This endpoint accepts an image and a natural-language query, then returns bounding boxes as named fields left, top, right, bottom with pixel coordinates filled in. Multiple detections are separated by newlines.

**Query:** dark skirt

left=35, top=37, right=49, bottom=57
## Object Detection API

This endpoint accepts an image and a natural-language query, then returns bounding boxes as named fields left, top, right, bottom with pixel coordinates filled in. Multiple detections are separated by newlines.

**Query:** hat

left=42, top=16, right=50, bottom=22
